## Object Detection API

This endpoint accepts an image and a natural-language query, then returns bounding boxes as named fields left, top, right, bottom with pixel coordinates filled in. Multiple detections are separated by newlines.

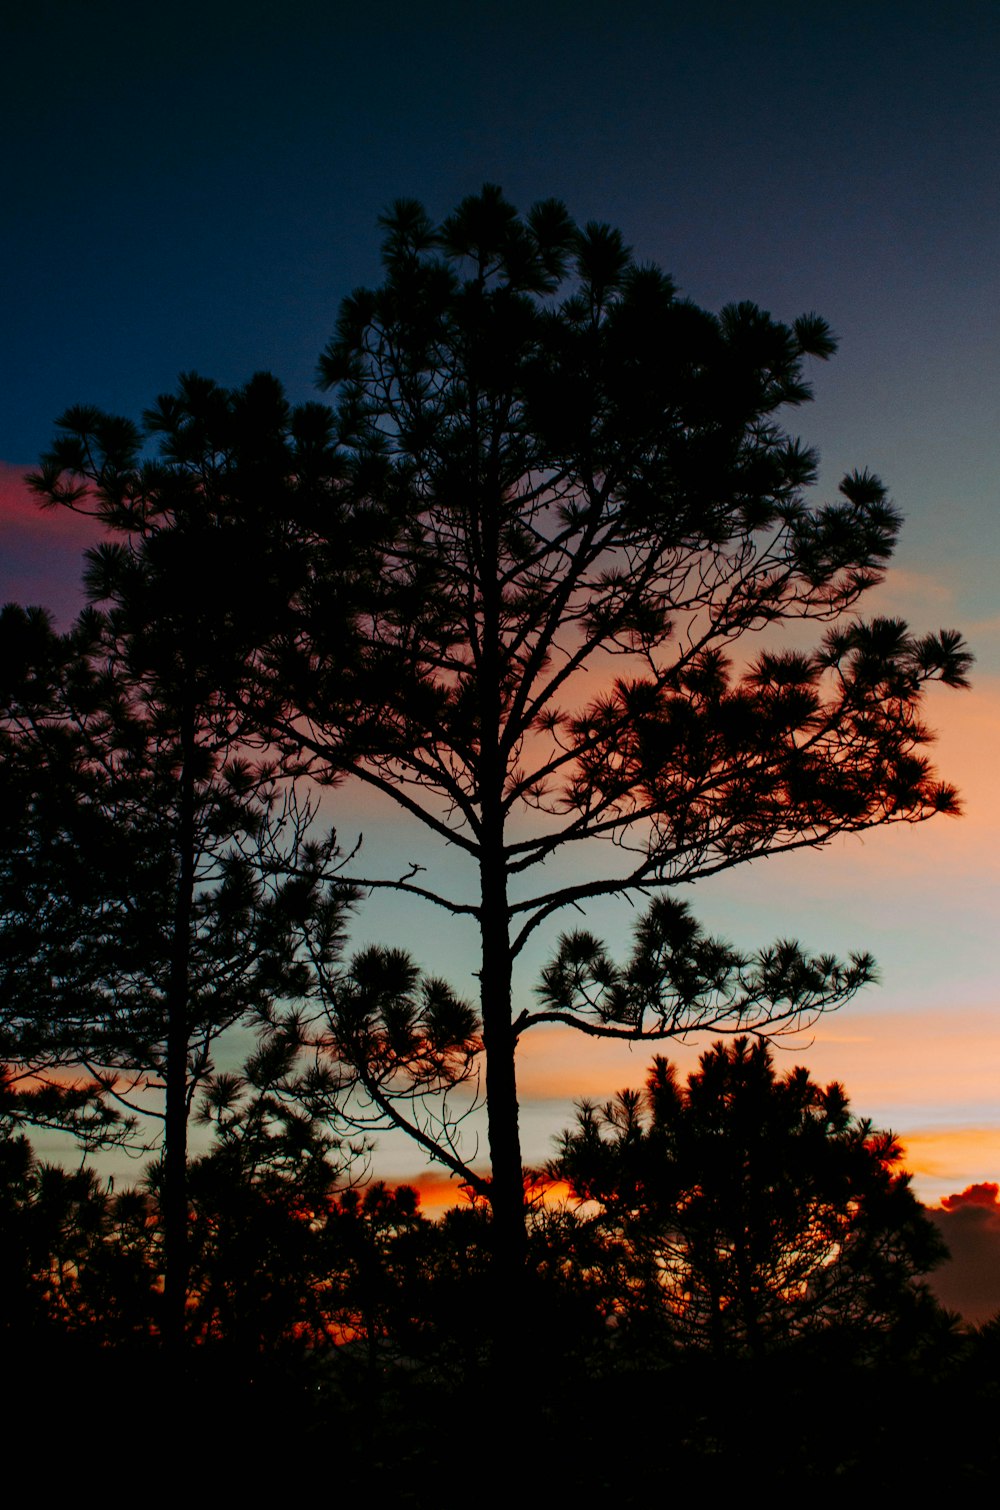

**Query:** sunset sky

left=3, top=3, right=999, bottom=1275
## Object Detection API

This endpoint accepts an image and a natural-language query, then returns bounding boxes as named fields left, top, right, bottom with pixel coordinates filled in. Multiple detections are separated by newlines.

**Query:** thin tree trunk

left=163, top=694, right=196, bottom=1357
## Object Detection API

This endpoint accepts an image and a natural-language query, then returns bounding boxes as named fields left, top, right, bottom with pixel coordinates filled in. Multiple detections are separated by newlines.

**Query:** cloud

left=941, top=1181, right=1000, bottom=1211
left=400, top=1168, right=480, bottom=1214
left=0, top=459, right=102, bottom=624
left=928, top=1184, right=1000, bottom=1325
left=389, top=1167, right=570, bottom=1215
left=868, top=566, right=956, bottom=610
left=0, top=461, right=97, bottom=545
left=0, top=462, right=42, bottom=529
left=762, top=674, right=1000, bottom=879
left=515, top=1023, right=689, bottom=1104
left=902, top=1129, right=1000, bottom=1197
left=962, top=613, right=1000, bottom=640
left=517, top=1007, right=1000, bottom=1122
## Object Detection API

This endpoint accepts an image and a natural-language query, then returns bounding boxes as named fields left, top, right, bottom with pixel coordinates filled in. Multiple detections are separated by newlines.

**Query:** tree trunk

left=475, top=451, right=528, bottom=1333
left=480, top=845, right=525, bottom=1267
left=163, top=694, right=196, bottom=1357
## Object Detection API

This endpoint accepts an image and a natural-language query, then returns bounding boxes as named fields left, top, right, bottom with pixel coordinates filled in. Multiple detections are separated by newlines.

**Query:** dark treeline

left=4, top=1042, right=1000, bottom=1489
left=1, top=188, right=988, bottom=1484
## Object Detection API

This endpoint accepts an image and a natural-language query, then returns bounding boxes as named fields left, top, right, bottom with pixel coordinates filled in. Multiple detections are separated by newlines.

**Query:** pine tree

left=3, top=374, right=347, bottom=1350
left=554, top=1038, right=949, bottom=1357
left=273, top=185, right=970, bottom=1296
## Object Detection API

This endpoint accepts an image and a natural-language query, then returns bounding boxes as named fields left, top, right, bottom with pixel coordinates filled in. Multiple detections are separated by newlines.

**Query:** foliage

left=0, top=1120, right=158, bottom=1343
left=533, top=893, right=875, bottom=1041
left=11, top=187, right=972, bottom=1293
left=298, top=941, right=487, bottom=1194
left=2, top=373, right=355, bottom=1337
left=0, top=597, right=337, bottom=1148
left=553, top=1037, right=949, bottom=1357
left=267, top=185, right=970, bottom=1262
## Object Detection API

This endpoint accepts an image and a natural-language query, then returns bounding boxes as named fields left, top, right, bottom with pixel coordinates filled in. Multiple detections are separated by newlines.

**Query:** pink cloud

left=0, top=459, right=102, bottom=624
left=0, top=461, right=97, bottom=546
left=868, top=565, right=957, bottom=611
left=0, top=463, right=42, bottom=530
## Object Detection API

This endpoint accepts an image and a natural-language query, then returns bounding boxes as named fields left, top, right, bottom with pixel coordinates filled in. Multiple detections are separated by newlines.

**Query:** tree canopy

left=2, top=376, right=351, bottom=1345
left=9, top=186, right=972, bottom=1306
left=268, top=185, right=971, bottom=1276
left=554, top=1037, right=948, bottom=1358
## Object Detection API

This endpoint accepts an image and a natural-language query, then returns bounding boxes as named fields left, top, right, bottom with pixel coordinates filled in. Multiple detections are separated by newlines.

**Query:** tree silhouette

left=0, top=608, right=137, bottom=1152
left=554, top=1038, right=948, bottom=1357
left=0, top=1121, right=159, bottom=1347
left=263, top=186, right=970, bottom=1287
left=182, top=1022, right=357, bottom=1359
left=3, top=374, right=349, bottom=1350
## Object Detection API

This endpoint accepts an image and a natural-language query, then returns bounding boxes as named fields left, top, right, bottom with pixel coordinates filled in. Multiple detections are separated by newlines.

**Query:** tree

left=2, top=374, right=350, bottom=1349
left=265, top=185, right=970, bottom=1289
left=0, top=604, right=312, bottom=1352
left=0, top=1119, right=159, bottom=1348
left=182, top=1021, right=362, bottom=1360
left=552, top=1038, right=949, bottom=1358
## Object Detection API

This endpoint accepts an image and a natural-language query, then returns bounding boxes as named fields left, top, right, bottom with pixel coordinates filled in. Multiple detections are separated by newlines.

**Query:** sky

left=3, top=1, right=999, bottom=1307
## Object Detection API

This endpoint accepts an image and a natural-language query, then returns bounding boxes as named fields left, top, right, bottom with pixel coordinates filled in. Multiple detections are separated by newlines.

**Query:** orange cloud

left=508, top=1006, right=1000, bottom=1214
left=941, top=1182, right=1000, bottom=1212
left=517, top=1005, right=1000, bottom=1117
left=400, top=1168, right=480, bottom=1215
left=900, top=1128, right=1000, bottom=1192
left=383, top=1167, right=571, bottom=1216
left=727, top=674, right=1000, bottom=882
left=807, top=1007, right=1000, bottom=1109
left=515, top=1023, right=695, bottom=1104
